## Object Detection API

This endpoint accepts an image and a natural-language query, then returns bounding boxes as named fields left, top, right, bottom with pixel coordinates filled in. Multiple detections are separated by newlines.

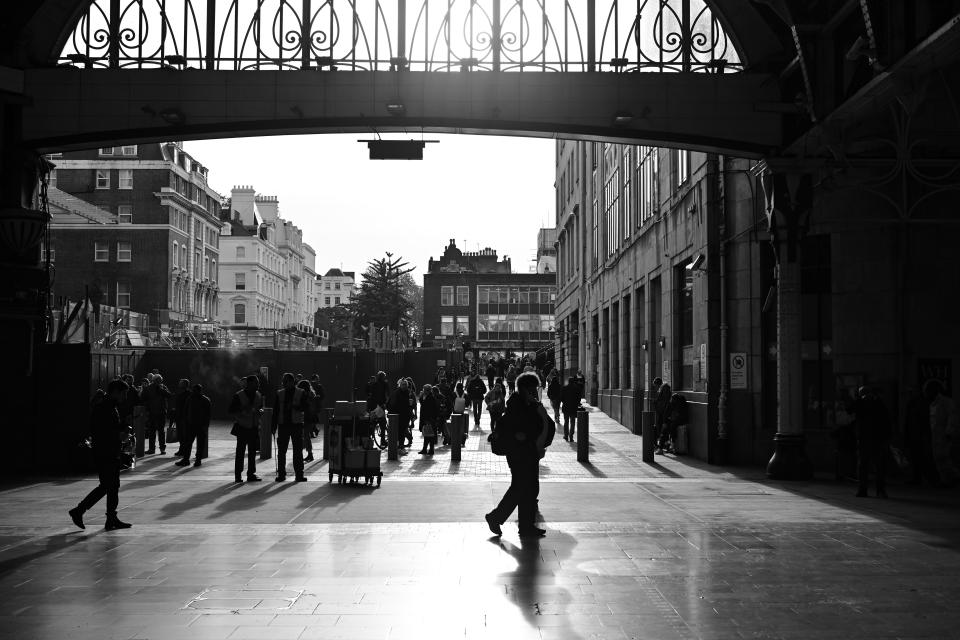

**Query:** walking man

left=69, top=379, right=133, bottom=531
left=229, top=375, right=264, bottom=483
left=272, top=373, right=311, bottom=482
left=141, top=375, right=171, bottom=454
left=467, top=371, right=488, bottom=429
left=485, top=371, right=555, bottom=538
left=560, top=377, right=581, bottom=441
left=389, top=379, right=413, bottom=451
left=854, top=386, right=891, bottom=498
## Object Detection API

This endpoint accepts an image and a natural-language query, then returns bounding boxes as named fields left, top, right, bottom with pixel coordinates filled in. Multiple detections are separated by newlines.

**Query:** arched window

left=234, top=303, right=245, bottom=325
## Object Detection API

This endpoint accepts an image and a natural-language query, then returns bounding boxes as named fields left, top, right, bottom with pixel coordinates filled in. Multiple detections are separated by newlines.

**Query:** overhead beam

left=21, top=69, right=783, bottom=156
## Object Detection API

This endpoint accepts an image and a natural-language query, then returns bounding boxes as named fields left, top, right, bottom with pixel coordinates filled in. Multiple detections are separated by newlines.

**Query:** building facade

left=47, top=142, right=223, bottom=333
left=423, top=240, right=556, bottom=356
left=317, top=269, right=357, bottom=308
left=535, top=227, right=557, bottom=274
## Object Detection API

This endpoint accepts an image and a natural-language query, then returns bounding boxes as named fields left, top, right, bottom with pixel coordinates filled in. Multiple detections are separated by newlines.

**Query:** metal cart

left=328, top=401, right=383, bottom=486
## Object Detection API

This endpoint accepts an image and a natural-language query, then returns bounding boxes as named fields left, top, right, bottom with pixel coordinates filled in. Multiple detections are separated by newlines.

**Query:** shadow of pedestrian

left=207, top=481, right=298, bottom=520
left=490, top=530, right=584, bottom=639
left=157, top=481, right=245, bottom=520
left=0, top=533, right=93, bottom=578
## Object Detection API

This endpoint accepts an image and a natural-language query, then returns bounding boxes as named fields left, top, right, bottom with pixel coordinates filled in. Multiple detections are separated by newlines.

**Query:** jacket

left=497, top=394, right=555, bottom=460
left=467, top=377, right=487, bottom=400
left=229, top=389, right=263, bottom=430
left=389, top=388, right=413, bottom=417
left=560, top=382, right=581, bottom=414
left=90, top=398, right=125, bottom=460
left=547, top=378, right=562, bottom=404
left=187, top=393, right=212, bottom=428
left=273, top=387, right=311, bottom=427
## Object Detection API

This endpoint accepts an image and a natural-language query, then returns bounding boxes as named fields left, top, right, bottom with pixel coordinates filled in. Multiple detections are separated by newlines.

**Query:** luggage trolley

left=328, top=401, right=383, bottom=486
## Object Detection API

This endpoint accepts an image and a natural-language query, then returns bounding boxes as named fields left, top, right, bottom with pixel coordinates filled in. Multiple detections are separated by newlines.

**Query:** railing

left=60, top=0, right=741, bottom=73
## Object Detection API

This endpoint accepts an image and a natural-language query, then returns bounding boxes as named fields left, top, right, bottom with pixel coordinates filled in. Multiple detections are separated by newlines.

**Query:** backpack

left=453, top=395, right=467, bottom=413
left=668, top=393, right=688, bottom=425
left=488, top=428, right=511, bottom=456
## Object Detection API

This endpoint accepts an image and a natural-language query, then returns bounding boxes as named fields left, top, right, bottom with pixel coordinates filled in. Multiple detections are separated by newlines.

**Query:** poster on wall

left=730, top=353, right=747, bottom=389
left=919, top=358, right=952, bottom=396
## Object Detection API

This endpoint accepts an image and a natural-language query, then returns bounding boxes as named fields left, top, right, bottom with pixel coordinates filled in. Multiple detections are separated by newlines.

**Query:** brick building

left=422, top=239, right=556, bottom=357
left=47, top=142, right=224, bottom=333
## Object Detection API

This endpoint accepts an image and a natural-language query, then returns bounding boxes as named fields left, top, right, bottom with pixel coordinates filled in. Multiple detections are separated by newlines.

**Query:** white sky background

left=187, top=134, right=556, bottom=282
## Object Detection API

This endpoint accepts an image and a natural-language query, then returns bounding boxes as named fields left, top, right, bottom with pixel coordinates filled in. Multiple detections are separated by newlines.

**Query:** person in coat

left=69, top=379, right=132, bottom=531
left=485, top=382, right=506, bottom=432
left=854, top=386, right=892, bottom=498
left=178, top=384, right=211, bottom=467
left=560, top=377, right=582, bottom=441
left=271, top=373, right=312, bottom=482
left=466, top=372, right=488, bottom=429
left=418, top=384, right=440, bottom=455
left=170, top=378, right=191, bottom=458
left=388, top=379, right=413, bottom=451
left=485, top=371, right=556, bottom=538
left=141, top=375, right=172, bottom=454
left=546, top=372, right=562, bottom=426
left=229, top=375, right=264, bottom=482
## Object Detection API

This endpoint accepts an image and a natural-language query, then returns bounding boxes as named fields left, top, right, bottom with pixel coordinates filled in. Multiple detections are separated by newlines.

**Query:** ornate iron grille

left=59, top=0, right=742, bottom=73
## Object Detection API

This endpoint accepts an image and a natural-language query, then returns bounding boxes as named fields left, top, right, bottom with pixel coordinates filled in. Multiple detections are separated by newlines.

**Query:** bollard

left=450, top=413, right=465, bottom=462
left=387, top=413, right=399, bottom=461
left=641, top=411, right=656, bottom=463
left=322, top=408, right=334, bottom=460
left=576, top=409, right=589, bottom=463
left=260, top=407, right=273, bottom=460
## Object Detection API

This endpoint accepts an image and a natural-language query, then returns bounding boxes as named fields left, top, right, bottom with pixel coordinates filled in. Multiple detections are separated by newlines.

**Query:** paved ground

left=1, top=407, right=959, bottom=639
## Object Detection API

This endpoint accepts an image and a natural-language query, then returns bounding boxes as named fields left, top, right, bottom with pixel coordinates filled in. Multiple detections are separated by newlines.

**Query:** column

left=762, top=166, right=813, bottom=480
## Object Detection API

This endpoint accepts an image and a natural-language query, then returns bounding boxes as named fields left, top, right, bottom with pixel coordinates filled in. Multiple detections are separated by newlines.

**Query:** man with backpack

left=656, top=393, right=688, bottom=454
left=485, top=371, right=556, bottom=538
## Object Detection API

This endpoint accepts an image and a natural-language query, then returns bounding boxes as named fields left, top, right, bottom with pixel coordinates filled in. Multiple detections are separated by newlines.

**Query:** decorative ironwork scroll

left=59, top=0, right=742, bottom=73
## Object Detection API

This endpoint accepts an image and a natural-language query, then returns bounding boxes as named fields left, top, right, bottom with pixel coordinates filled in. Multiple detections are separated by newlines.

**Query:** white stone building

left=317, top=268, right=357, bottom=308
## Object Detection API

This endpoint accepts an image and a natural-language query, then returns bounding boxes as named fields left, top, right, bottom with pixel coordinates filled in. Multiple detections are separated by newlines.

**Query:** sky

left=187, top=134, right=556, bottom=282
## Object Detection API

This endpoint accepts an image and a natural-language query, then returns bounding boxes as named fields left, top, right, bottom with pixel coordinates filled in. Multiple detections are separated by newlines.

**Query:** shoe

left=418, top=450, right=427, bottom=454
left=855, top=489, right=868, bottom=497
left=295, top=476, right=308, bottom=482
left=69, top=507, right=85, bottom=530
left=518, top=526, right=546, bottom=538
left=105, top=517, right=132, bottom=531
left=193, top=460, right=201, bottom=467
left=485, top=513, right=502, bottom=536
left=235, top=477, right=243, bottom=483
left=304, top=455, right=314, bottom=462
left=275, top=475, right=286, bottom=482
left=175, top=458, right=190, bottom=466
left=247, top=475, right=262, bottom=482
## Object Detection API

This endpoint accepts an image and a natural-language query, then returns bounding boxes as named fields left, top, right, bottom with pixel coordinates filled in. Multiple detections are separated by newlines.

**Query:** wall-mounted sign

left=730, top=353, right=747, bottom=390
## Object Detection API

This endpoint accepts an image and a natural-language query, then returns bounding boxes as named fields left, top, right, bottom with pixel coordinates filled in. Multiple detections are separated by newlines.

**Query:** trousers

left=277, top=423, right=304, bottom=478
left=235, top=430, right=258, bottom=479
left=78, top=457, right=120, bottom=517
left=490, top=455, right=540, bottom=529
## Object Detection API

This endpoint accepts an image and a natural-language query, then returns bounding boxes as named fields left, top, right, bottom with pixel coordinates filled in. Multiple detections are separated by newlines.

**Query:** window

left=99, top=147, right=114, bottom=155
left=48, top=169, right=57, bottom=188
left=236, top=246, right=245, bottom=259
left=334, top=282, right=341, bottom=290
left=677, top=263, right=695, bottom=389
left=181, top=245, right=187, bottom=269
left=440, top=286, right=454, bottom=306
left=456, top=286, right=469, bottom=306
left=234, top=303, right=246, bottom=325
left=211, top=259, right=217, bottom=282
left=118, top=169, right=133, bottom=189
left=118, top=205, right=132, bottom=223
left=325, top=296, right=331, bottom=305
left=116, top=282, right=131, bottom=308
left=675, top=149, right=690, bottom=187
left=204, top=256, right=209, bottom=279
left=94, top=241, right=108, bottom=262
left=637, top=146, right=659, bottom=224
left=96, top=170, right=110, bottom=189
left=623, top=147, right=633, bottom=236
left=194, top=250, right=201, bottom=278
left=121, top=145, right=137, bottom=155
left=440, top=316, right=454, bottom=336
left=455, top=317, right=469, bottom=336
left=324, top=281, right=331, bottom=290
left=478, top=286, right=489, bottom=304
left=235, top=272, right=245, bottom=290
left=172, top=242, right=179, bottom=267
left=41, top=239, right=55, bottom=263
left=117, top=241, right=132, bottom=262
left=334, top=297, right=341, bottom=305
left=194, top=220, right=201, bottom=239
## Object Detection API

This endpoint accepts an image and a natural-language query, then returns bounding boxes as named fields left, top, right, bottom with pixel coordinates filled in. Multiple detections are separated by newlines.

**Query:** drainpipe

left=717, top=155, right=729, bottom=462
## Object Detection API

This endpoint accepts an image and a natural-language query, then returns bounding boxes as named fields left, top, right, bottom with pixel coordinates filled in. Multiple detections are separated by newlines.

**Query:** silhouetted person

left=486, top=362, right=496, bottom=390
left=179, top=384, right=211, bottom=467
left=546, top=372, right=562, bottom=426
left=560, top=377, right=582, bottom=441
left=467, top=372, right=488, bottom=428
left=418, top=384, right=439, bottom=455
left=368, top=370, right=390, bottom=412
left=70, top=379, right=132, bottom=531
left=652, top=377, right=671, bottom=448
left=141, top=375, right=171, bottom=454
left=486, top=372, right=556, bottom=538
left=854, top=386, right=891, bottom=498
left=272, top=373, right=311, bottom=482
left=389, top=379, right=413, bottom=451
left=305, top=375, right=325, bottom=462
left=170, top=378, right=191, bottom=458
left=229, top=375, right=264, bottom=483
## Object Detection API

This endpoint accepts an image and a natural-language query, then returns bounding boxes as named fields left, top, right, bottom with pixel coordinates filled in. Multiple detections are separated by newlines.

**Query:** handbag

left=487, top=428, right=511, bottom=456
left=166, top=424, right=179, bottom=443
left=230, top=422, right=241, bottom=437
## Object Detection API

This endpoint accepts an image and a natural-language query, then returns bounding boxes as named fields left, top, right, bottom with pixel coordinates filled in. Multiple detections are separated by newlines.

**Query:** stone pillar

left=761, top=165, right=813, bottom=480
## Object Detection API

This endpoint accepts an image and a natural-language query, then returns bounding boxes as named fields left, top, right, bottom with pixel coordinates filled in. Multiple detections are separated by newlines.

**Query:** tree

left=354, top=253, right=415, bottom=333
left=400, top=272, right=424, bottom=341
left=314, top=305, right=356, bottom=349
